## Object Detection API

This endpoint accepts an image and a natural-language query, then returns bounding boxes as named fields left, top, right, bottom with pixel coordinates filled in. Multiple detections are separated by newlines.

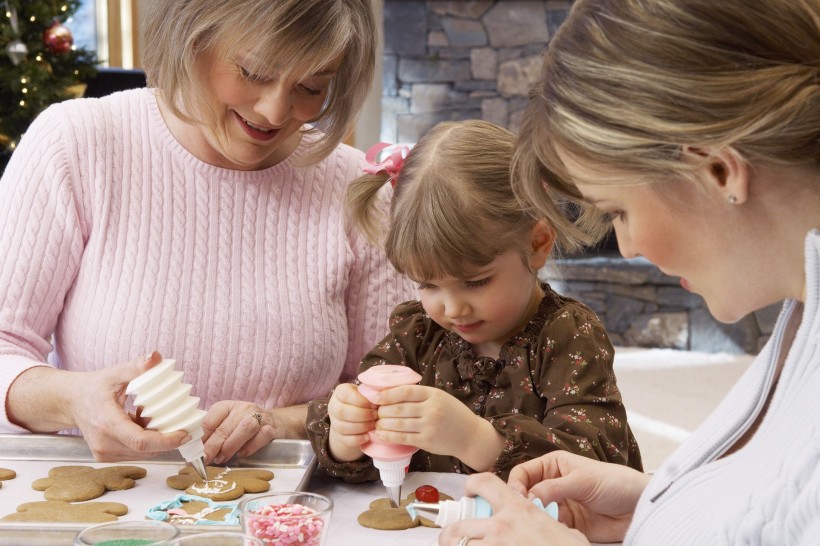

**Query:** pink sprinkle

left=247, top=503, right=325, bottom=545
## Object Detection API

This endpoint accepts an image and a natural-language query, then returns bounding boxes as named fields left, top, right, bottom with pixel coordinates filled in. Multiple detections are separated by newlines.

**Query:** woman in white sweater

left=439, top=0, right=820, bottom=544
left=0, top=0, right=414, bottom=465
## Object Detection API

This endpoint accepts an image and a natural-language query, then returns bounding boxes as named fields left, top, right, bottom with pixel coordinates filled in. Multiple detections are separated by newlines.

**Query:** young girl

left=306, top=120, right=642, bottom=481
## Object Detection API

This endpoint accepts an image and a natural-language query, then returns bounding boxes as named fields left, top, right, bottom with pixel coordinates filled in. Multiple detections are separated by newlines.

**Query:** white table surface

left=308, top=471, right=618, bottom=546
left=309, top=471, right=463, bottom=546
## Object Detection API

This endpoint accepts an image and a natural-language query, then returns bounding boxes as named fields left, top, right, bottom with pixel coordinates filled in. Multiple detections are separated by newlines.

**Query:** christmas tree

left=0, top=0, right=97, bottom=173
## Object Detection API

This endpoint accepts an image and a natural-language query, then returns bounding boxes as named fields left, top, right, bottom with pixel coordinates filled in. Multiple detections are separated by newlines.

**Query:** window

left=69, top=0, right=138, bottom=68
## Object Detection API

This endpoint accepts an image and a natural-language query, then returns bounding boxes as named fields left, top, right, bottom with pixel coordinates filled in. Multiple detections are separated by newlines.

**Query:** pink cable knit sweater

left=0, top=88, right=415, bottom=432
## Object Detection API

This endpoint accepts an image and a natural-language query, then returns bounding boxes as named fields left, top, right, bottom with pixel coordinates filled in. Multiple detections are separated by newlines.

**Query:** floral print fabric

left=306, top=283, right=643, bottom=481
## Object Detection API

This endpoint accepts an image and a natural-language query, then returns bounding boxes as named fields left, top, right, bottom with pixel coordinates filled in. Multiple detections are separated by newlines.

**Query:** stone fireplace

left=378, top=0, right=780, bottom=354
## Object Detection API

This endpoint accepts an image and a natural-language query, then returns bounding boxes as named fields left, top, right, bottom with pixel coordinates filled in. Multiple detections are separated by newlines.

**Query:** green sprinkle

left=94, top=538, right=154, bottom=546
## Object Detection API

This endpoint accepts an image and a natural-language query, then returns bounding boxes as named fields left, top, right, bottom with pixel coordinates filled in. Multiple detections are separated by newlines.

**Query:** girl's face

left=417, top=250, right=545, bottom=359
left=189, top=49, right=340, bottom=170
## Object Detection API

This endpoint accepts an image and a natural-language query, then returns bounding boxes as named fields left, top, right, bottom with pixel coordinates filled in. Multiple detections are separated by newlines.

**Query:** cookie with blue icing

left=147, top=494, right=239, bottom=525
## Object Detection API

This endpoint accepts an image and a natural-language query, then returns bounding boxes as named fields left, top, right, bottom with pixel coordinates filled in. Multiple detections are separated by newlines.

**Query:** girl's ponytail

left=345, top=143, right=410, bottom=245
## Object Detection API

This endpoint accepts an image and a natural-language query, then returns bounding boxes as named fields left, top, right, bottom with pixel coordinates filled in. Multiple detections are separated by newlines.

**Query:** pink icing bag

left=357, top=365, right=422, bottom=507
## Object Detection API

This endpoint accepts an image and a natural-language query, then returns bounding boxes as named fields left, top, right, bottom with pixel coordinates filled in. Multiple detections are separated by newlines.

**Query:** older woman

left=0, top=0, right=414, bottom=465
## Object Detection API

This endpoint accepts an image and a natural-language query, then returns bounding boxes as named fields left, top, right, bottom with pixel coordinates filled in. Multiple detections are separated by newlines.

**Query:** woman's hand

left=372, top=385, right=505, bottom=470
left=8, top=351, right=190, bottom=461
left=327, top=383, right=378, bottom=462
left=201, top=400, right=306, bottom=464
left=439, top=472, right=591, bottom=546
left=508, top=451, right=650, bottom=543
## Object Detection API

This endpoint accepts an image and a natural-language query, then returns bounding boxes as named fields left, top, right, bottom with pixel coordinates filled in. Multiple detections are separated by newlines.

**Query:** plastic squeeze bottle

left=125, top=358, right=208, bottom=480
left=406, top=495, right=559, bottom=526
left=357, top=365, right=423, bottom=507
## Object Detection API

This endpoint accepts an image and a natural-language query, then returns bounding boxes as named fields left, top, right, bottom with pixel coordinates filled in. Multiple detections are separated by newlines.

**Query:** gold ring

left=251, top=412, right=264, bottom=426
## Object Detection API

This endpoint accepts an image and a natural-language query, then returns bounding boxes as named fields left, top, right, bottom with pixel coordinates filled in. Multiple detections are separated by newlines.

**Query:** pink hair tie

left=363, top=142, right=411, bottom=187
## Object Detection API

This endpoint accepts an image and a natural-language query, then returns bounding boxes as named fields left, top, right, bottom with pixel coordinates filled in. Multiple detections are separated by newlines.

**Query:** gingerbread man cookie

left=146, top=494, right=239, bottom=525
left=31, top=465, right=147, bottom=502
left=0, top=467, right=16, bottom=488
left=1, top=500, right=128, bottom=523
left=166, top=466, right=274, bottom=501
left=358, top=487, right=453, bottom=530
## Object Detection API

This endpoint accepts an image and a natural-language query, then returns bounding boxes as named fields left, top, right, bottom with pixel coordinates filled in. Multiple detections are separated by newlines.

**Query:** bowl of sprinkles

left=239, top=492, right=333, bottom=545
left=74, top=520, right=180, bottom=546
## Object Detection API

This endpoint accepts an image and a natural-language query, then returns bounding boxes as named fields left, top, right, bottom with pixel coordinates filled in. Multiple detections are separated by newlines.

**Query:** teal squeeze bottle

left=406, top=495, right=559, bottom=527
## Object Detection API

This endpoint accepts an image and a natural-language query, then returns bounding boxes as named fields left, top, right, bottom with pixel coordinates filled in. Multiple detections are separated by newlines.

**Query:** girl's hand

left=202, top=401, right=308, bottom=465
left=326, top=383, right=378, bottom=461
left=507, top=451, right=650, bottom=543
left=439, top=472, right=590, bottom=546
left=373, top=385, right=505, bottom=470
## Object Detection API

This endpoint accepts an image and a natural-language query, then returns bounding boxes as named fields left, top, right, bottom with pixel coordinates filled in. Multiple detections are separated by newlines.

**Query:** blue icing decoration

left=146, top=494, right=240, bottom=525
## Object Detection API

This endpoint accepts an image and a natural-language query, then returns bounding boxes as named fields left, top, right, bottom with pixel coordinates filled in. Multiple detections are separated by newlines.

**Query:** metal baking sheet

left=0, top=434, right=316, bottom=545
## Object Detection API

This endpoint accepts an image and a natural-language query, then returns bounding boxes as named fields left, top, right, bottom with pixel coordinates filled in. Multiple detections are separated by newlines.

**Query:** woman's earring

left=727, top=195, right=738, bottom=204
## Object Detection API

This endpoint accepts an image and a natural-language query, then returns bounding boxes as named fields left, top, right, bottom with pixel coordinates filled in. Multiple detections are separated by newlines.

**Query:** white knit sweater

left=0, top=88, right=416, bottom=432
left=626, top=230, right=820, bottom=545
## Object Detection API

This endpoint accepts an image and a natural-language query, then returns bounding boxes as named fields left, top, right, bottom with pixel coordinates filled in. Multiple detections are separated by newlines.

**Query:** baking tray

left=0, top=434, right=317, bottom=545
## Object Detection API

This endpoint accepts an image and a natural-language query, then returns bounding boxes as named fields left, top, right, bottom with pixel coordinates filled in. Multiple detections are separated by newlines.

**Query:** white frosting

left=189, top=468, right=237, bottom=495
left=168, top=505, right=224, bottom=524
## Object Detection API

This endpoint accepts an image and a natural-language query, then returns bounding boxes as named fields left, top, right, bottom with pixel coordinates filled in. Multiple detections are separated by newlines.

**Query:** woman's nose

left=255, top=83, right=291, bottom=126
left=614, top=229, right=638, bottom=259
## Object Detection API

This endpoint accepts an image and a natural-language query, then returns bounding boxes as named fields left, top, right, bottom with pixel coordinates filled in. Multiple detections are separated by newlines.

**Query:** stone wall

left=542, top=257, right=781, bottom=354
left=380, top=1, right=781, bottom=355
left=381, top=0, right=569, bottom=143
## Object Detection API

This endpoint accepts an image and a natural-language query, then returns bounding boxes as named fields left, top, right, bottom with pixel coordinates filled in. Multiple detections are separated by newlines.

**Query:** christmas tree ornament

left=1, top=0, right=98, bottom=172
left=5, top=38, right=27, bottom=65
left=4, top=1, right=28, bottom=65
left=43, top=20, right=73, bottom=55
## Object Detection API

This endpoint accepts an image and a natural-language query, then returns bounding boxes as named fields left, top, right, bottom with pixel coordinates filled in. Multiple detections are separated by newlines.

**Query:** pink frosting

left=245, top=503, right=325, bottom=545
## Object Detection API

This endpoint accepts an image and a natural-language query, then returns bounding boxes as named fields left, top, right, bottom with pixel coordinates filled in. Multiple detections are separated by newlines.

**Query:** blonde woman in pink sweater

left=0, top=0, right=414, bottom=465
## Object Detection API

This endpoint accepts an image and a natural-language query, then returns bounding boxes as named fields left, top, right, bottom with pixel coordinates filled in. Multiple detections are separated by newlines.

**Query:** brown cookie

left=1, top=500, right=128, bottom=522
left=0, top=467, right=15, bottom=489
left=166, top=466, right=274, bottom=501
left=31, top=465, right=147, bottom=502
left=357, top=491, right=453, bottom=530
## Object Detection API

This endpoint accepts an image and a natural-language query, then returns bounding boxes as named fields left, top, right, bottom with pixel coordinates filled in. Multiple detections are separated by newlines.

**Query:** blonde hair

left=514, top=0, right=820, bottom=252
left=142, top=0, right=376, bottom=164
left=347, top=120, right=544, bottom=281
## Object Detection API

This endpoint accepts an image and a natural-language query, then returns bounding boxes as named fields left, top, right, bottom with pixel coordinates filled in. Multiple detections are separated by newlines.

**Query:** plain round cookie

left=0, top=467, right=15, bottom=488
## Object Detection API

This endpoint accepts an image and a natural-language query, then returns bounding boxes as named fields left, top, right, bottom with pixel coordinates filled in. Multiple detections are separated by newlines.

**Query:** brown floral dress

left=306, top=283, right=643, bottom=482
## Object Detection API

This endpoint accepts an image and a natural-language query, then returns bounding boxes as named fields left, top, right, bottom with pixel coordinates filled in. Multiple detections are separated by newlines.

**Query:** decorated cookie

left=166, top=466, right=275, bottom=501
left=1, top=500, right=128, bottom=523
left=31, top=465, right=147, bottom=502
left=0, top=467, right=16, bottom=488
left=147, top=494, right=239, bottom=525
left=358, top=488, right=453, bottom=530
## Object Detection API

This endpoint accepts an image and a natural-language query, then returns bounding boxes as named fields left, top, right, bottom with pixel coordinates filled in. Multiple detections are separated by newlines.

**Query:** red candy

left=414, top=485, right=439, bottom=503
left=245, top=503, right=325, bottom=545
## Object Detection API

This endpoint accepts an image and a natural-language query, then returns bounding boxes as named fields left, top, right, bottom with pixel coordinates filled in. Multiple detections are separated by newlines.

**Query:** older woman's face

left=192, top=49, right=341, bottom=170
